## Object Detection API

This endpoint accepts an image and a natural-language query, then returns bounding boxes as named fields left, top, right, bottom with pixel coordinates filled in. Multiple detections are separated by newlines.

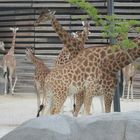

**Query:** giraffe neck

left=8, top=32, right=17, bottom=55
left=104, top=41, right=140, bottom=73
left=50, top=16, right=81, bottom=52
left=28, top=53, right=43, bottom=67
left=80, top=31, right=88, bottom=44
left=51, top=16, right=70, bottom=44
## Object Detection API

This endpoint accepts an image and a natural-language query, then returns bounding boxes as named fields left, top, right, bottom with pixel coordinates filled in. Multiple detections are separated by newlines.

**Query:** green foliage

left=68, top=0, right=103, bottom=25
left=67, top=0, right=140, bottom=51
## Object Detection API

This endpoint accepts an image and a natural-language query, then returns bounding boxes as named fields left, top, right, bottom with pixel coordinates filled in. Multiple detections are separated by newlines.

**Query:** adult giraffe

left=41, top=38, right=139, bottom=116
left=34, top=9, right=91, bottom=116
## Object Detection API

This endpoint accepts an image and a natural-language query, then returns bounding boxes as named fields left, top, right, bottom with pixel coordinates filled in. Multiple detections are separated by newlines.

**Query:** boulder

left=1, top=112, right=140, bottom=140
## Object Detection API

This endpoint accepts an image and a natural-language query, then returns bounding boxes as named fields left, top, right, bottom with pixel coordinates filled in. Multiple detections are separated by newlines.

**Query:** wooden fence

left=0, top=0, right=140, bottom=98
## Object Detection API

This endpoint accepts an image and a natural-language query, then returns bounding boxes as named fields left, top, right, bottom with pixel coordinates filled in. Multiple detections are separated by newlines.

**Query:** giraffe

left=35, top=9, right=91, bottom=115
left=0, top=41, right=5, bottom=68
left=0, top=41, right=7, bottom=55
left=122, top=63, right=136, bottom=100
left=25, top=48, right=50, bottom=116
left=0, top=41, right=5, bottom=52
left=72, top=37, right=139, bottom=117
left=41, top=38, right=139, bottom=116
left=35, top=9, right=90, bottom=67
left=3, top=27, right=19, bottom=95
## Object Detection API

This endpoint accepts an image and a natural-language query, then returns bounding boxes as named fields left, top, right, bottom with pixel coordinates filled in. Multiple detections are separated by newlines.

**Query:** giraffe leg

left=34, top=83, right=41, bottom=109
left=122, top=79, right=126, bottom=99
left=9, top=76, right=13, bottom=95
left=83, top=93, right=93, bottom=115
left=127, top=81, right=130, bottom=100
left=130, top=80, right=134, bottom=101
left=51, top=92, right=67, bottom=115
left=83, top=84, right=93, bottom=115
left=99, top=96, right=104, bottom=112
left=12, top=73, right=17, bottom=94
left=4, top=75, right=8, bottom=95
left=104, top=94, right=113, bottom=113
left=34, top=83, right=43, bottom=117
left=41, top=96, right=52, bottom=116
left=73, top=91, right=84, bottom=117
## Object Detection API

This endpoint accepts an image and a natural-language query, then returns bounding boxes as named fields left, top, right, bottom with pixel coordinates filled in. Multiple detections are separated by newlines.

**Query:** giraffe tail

left=3, top=67, right=10, bottom=81
left=73, top=94, right=76, bottom=113
left=36, top=104, right=44, bottom=117
left=3, top=67, right=10, bottom=94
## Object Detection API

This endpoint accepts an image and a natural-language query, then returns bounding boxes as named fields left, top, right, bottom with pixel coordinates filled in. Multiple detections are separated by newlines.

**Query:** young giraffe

left=35, top=9, right=90, bottom=115
left=3, top=27, right=19, bottom=95
left=122, top=63, right=136, bottom=100
left=0, top=41, right=7, bottom=55
left=25, top=48, right=50, bottom=116
left=41, top=38, right=139, bottom=116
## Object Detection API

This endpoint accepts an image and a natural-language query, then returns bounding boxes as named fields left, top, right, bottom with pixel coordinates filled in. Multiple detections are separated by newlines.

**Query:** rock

left=1, top=112, right=140, bottom=140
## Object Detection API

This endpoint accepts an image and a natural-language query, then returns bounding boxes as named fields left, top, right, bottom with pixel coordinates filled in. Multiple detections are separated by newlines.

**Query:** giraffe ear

left=82, top=20, right=90, bottom=27
left=82, top=21, right=85, bottom=26
left=15, top=27, right=19, bottom=31
left=71, top=32, right=77, bottom=38
left=50, top=10, right=56, bottom=15
left=88, top=31, right=91, bottom=35
left=10, top=27, right=13, bottom=31
left=71, top=32, right=76, bottom=36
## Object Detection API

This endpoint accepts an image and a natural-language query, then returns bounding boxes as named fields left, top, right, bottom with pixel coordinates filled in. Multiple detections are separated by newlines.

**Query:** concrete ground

left=0, top=93, right=140, bottom=138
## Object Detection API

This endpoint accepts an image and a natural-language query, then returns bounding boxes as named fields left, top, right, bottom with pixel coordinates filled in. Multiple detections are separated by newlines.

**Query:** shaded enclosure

left=0, top=0, right=140, bottom=96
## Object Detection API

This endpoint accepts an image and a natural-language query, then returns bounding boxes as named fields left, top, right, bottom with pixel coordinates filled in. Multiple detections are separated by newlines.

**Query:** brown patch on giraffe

left=108, top=54, right=114, bottom=59
left=86, top=67, right=90, bottom=73
left=91, top=66, right=95, bottom=72
left=68, top=73, right=72, bottom=77
left=107, top=49, right=112, bottom=54
left=94, top=52, right=99, bottom=58
left=100, top=50, right=106, bottom=58
left=83, top=60, right=88, bottom=67
left=73, top=75, right=77, bottom=81
left=88, top=54, right=94, bottom=61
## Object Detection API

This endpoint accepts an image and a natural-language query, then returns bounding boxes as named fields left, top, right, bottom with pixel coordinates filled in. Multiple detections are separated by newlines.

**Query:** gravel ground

left=0, top=93, right=140, bottom=138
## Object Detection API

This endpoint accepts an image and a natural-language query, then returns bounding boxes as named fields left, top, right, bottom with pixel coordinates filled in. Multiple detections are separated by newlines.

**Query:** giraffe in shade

left=41, top=38, right=139, bottom=116
left=3, top=27, right=19, bottom=95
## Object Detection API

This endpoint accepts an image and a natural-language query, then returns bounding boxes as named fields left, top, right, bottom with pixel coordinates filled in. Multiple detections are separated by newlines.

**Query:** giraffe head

left=82, top=20, right=91, bottom=39
left=35, top=8, right=56, bottom=26
left=25, top=48, right=35, bottom=62
left=71, top=20, right=91, bottom=41
left=72, top=21, right=91, bottom=41
left=10, top=27, right=19, bottom=33
left=0, top=41, right=5, bottom=51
